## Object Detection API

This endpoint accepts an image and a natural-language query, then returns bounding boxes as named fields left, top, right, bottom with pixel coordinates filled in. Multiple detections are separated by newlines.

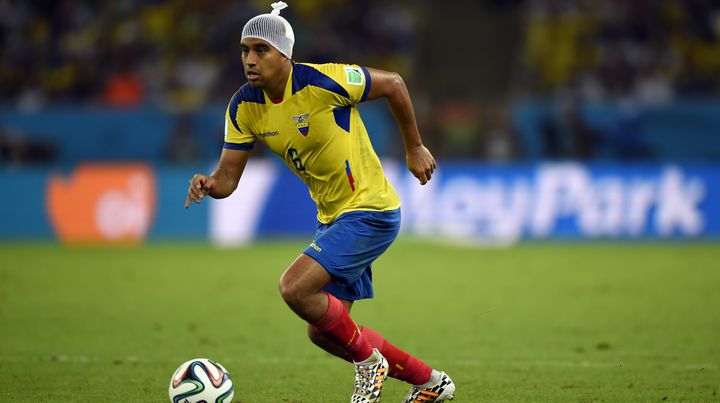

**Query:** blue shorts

left=303, top=209, right=401, bottom=301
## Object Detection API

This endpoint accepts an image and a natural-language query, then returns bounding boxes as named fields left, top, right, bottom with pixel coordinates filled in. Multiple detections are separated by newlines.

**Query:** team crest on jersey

left=291, top=113, right=310, bottom=137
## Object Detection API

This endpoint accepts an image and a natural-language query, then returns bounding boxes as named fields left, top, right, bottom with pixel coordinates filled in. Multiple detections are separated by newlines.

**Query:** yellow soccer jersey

left=223, top=62, right=400, bottom=224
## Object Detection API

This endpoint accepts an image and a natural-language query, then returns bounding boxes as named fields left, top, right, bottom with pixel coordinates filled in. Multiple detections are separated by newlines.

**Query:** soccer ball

left=168, top=358, right=234, bottom=403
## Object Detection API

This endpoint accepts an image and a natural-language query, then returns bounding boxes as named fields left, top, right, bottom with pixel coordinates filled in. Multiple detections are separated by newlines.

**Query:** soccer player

left=184, top=3, right=455, bottom=402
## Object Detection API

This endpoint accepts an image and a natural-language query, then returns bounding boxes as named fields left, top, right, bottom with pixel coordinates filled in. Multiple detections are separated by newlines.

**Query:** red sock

left=312, top=292, right=374, bottom=362
left=361, top=326, right=432, bottom=385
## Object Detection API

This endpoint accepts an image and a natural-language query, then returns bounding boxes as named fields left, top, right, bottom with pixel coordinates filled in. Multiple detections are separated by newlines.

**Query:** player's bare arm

left=184, top=148, right=250, bottom=208
left=365, top=67, right=437, bottom=185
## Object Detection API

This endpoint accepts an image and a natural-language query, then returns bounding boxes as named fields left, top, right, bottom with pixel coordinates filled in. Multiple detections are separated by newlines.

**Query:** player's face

left=240, top=38, right=288, bottom=88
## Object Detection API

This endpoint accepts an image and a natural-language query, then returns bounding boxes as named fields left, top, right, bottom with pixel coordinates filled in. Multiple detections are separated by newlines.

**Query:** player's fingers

left=190, top=175, right=208, bottom=191
left=415, top=170, right=428, bottom=185
left=184, top=194, right=192, bottom=209
left=193, top=189, right=207, bottom=202
left=188, top=186, right=198, bottom=199
left=191, top=191, right=204, bottom=204
left=196, top=177, right=216, bottom=194
left=187, top=185, right=206, bottom=203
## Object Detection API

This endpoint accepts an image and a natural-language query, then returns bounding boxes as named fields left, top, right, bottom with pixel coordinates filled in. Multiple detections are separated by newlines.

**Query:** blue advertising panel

left=1, top=162, right=718, bottom=243
left=389, top=163, right=720, bottom=243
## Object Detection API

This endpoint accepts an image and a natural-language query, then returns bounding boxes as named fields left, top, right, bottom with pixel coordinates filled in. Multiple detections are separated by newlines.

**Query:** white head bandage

left=241, top=2, right=295, bottom=59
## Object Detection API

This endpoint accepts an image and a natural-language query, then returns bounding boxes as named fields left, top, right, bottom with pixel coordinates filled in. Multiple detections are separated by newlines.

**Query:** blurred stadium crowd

left=521, top=0, right=720, bottom=102
left=0, top=0, right=417, bottom=109
left=1, top=0, right=720, bottom=165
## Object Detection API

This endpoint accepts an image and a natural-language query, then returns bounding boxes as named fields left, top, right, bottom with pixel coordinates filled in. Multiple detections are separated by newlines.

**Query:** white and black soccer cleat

left=351, top=349, right=389, bottom=403
left=403, top=371, right=455, bottom=402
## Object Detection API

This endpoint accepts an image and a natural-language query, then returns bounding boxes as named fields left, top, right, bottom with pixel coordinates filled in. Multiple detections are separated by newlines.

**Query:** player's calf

left=308, top=324, right=352, bottom=361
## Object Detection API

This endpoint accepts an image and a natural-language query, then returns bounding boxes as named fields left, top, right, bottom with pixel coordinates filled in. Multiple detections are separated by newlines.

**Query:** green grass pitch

left=1, top=240, right=719, bottom=402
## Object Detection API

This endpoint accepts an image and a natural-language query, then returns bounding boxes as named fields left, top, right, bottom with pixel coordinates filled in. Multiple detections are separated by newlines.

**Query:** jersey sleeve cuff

left=360, top=66, right=372, bottom=102
left=223, top=141, right=255, bottom=150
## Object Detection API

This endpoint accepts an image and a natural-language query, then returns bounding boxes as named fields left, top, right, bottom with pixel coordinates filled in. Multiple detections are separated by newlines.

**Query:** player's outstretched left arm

left=364, top=67, right=436, bottom=185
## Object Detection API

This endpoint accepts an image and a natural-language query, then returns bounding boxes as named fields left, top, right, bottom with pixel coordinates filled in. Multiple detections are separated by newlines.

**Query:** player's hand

left=406, top=144, right=436, bottom=185
left=184, top=174, right=217, bottom=208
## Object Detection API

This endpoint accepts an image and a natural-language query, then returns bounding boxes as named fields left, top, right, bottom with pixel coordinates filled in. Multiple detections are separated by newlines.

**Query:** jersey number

left=287, top=147, right=305, bottom=171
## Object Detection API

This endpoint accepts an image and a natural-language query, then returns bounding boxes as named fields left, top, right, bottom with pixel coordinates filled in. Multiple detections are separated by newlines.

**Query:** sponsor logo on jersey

left=344, top=67, right=364, bottom=85
left=291, top=113, right=310, bottom=137
left=259, top=130, right=279, bottom=138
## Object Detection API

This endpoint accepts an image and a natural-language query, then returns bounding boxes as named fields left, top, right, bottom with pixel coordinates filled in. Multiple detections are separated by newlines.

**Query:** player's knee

left=278, top=274, right=303, bottom=308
